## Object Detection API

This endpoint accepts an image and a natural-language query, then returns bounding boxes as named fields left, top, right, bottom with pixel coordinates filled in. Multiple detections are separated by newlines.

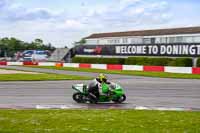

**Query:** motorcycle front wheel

left=112, top=94, right=126, bottom=103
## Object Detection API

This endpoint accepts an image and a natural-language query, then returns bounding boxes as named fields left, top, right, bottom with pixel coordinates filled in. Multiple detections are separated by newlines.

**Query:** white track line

left=134, top=106, right=191, bottom=111
left=0, top=104, right=195, bottom=111
left=36, top=105, right=85, bottom=109
left=35, top=105, right=193, bottom=111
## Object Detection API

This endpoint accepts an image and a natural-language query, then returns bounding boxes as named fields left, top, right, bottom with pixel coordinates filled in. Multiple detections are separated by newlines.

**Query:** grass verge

left=0, top=73, right=91, bottom=81
left=0, top=110, right=199, bottom=133
left=29, top=66, right=200, bottom=79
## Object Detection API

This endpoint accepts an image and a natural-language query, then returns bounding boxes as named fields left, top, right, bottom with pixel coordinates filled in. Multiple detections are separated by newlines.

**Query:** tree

left=73, top=38, right=86, bottom=46
left=0, top=37, right=56, bottom=57
left=34, top=38, right=43, bottom=45
left=31, top=38, right=44, bottom=49
left=79, top=38, right=86, bottom=44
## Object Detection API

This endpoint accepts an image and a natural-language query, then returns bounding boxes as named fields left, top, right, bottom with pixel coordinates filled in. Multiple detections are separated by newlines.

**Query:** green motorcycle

left=72, top=82, right=126, bottom=104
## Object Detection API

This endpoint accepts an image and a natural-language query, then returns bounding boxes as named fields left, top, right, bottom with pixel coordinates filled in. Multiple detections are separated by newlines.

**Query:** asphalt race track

left=0, top=66, right=200, bottom=110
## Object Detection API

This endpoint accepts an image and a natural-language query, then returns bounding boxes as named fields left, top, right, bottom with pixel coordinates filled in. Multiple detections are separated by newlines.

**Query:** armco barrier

left=144, top=66, right=164, bottom=72
left=165, top=67, right=192, bottom=74
left=23, top=61, right=38, bottom=66
left=7, top=62, right=23, bottom=66
left=107, top=64, right=123, bottom=70
left=38, top=62, right=56, bottom=66
left=55, top=63, right=63, bottom=67
left=79, top=64, right=91, bottom=68
left=192, top=68, right=200, bottom=74
left=2, top=61, right=200, bottom=75
left=91, top=64, right=107, bottom=70
left=63, top=63, right=79, bottom=68
left=123, top=65, right=143, bottom=71
left=0, top=61, right=7, bottom=65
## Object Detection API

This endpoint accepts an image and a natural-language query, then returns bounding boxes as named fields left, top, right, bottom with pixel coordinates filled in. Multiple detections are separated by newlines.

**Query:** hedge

left=72, top=57, right=193, bottom=67
left=72, top=57, right=125, bottom=64
left=125, top=57, right=193, bottom=67
left=167, top=58, right=193, bottom=67
left=125, top=57, right=173, bottom=66
left=197, top=58, right=200, bottom=67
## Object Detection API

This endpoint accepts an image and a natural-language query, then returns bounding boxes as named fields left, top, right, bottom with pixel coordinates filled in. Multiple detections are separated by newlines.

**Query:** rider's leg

left=88, top=86, right=99, bottom=102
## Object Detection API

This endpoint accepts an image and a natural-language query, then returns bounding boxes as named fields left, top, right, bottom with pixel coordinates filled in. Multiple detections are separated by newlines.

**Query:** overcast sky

left=0, top=0, right=200, bottom=48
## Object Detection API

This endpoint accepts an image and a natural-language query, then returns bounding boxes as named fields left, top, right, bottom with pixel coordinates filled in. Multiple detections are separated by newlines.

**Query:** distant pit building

left=75, top=26, right=200, bottom=57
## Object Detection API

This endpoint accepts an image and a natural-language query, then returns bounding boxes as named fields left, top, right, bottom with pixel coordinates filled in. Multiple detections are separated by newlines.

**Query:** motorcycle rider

left=88, top=73, right=110, bottom=102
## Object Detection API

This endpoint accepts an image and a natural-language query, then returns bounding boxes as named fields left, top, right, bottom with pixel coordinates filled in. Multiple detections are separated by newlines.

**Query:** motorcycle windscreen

left=72, top=84, right=87, bottom=93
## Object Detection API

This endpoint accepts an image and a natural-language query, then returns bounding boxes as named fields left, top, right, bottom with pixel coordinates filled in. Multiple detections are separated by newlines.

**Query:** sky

left=0, top=0, right=200, bottom=48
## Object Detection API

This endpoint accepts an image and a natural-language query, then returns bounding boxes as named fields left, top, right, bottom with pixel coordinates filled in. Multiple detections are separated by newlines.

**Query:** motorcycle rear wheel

left=73, top=92, right=84, bottom=103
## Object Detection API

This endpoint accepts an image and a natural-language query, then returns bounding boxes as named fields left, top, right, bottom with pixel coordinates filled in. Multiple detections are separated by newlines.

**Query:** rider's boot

left=88, top=93, right=98, bottom=103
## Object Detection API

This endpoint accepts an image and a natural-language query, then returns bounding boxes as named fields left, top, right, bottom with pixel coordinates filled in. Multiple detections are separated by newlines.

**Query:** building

left=85, top=26, right=200, bottom=45
left=75, top=26, right=200, bottom=57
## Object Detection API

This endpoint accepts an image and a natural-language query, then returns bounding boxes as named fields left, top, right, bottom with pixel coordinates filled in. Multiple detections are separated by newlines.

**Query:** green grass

left=0, top=73, right=91, bottom=81
left=29, top=66, right=200, bottom=79
left=0, top=110, right=199, bottom=133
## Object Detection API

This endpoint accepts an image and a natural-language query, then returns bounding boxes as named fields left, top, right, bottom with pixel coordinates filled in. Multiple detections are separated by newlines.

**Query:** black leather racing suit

left=88, top=78, right=111, bottom=101
left=88, top=78, right=101, bottom=100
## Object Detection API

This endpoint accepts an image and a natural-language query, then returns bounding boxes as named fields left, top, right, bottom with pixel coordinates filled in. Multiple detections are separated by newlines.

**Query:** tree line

left=0, top=37, right=56, bottom=57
